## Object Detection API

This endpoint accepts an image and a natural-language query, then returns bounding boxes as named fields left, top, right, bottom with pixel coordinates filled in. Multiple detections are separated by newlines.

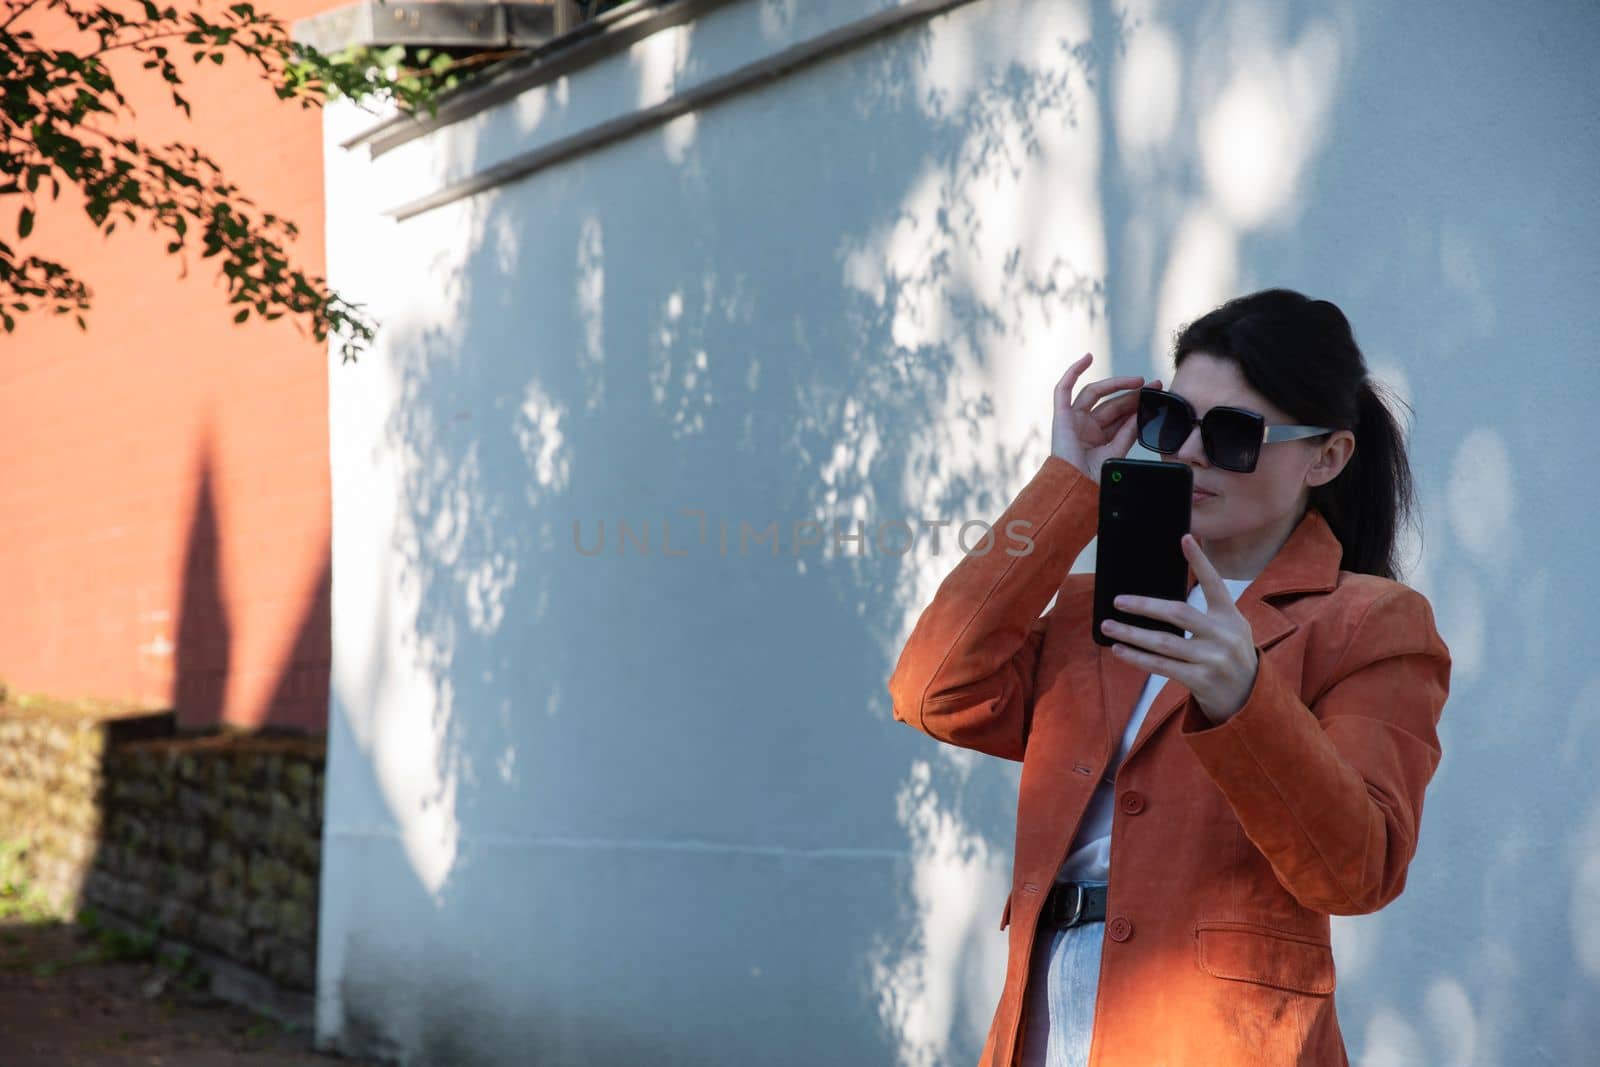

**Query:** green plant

left=1, top=0, right=471, bottom=360
left=0, top=839, right=56, bottom=922
left=238, top=1015, right=287, bottom=1042
left=76, top=905, right=160, bottom=962
left=129, top=940, right=214, bottom=1001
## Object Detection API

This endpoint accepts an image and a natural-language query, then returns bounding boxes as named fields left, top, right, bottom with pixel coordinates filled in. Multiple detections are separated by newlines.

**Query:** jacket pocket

left=1194, top=920, right=1335, bottom=995
left=999, top=893, right=1012, bottom=931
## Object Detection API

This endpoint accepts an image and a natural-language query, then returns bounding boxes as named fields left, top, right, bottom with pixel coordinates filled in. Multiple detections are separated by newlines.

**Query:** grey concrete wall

left=316, top=0, right=1600, bottom=1063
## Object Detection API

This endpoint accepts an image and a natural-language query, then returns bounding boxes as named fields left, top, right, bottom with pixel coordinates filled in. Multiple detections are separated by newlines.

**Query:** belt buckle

left=1059, top=883, right=1086, bottom=929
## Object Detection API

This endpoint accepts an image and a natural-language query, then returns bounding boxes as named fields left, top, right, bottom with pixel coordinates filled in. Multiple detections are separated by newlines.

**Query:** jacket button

left=1120, top=790, right=1145, bottom=815
left=1108, top=916, right=1133, bottom=942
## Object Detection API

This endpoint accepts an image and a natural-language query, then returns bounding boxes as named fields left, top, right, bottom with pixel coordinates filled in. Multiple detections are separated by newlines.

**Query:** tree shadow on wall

left=327, top=4, right=1126, bottom=1065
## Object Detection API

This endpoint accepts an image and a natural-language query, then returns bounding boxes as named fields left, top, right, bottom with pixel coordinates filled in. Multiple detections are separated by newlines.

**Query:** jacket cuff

left=1181, top=650, right=1312, bottom=768
left=1178, top=650, right=1354, bottom=850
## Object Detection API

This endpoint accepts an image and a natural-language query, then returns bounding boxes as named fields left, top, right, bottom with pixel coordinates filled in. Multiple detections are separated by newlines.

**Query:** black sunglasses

left=1136, top=387, right=1335, bottom=473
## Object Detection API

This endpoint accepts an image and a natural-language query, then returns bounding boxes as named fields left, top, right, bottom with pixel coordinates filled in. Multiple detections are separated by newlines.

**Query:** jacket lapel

left=1100, top=507, right=1345, bottom=766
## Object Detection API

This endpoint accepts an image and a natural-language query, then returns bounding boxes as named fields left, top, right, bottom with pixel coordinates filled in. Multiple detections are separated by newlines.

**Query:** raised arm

left=886, top=454, right=1100, bottom=760
left=1181, top=586, right=1452, bottom=914
left=888, top=353, right=1154, bottom=760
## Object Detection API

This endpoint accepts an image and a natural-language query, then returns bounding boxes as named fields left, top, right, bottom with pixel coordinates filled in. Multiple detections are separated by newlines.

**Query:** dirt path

left=0, top=917, right=381, bottom=1066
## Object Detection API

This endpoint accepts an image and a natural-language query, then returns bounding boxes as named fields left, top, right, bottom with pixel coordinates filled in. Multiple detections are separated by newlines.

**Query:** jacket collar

left=1190, top=504, right=1344, bottom=649
left=1102, top=506, right=1344, bottom=764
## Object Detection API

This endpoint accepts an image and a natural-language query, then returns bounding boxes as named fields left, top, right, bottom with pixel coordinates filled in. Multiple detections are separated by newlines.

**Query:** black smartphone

left=1092, top=459, right=1193, bottom=646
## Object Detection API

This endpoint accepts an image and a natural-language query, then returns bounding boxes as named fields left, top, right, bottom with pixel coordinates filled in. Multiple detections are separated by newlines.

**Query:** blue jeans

left=1019, top=884, right=1107, bottom=1067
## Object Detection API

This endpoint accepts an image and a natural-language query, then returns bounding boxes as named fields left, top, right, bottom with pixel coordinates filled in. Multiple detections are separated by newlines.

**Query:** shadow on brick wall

left=1, top=441, right=335, bottom=1028
left=174, top=449, right=231, bottom=728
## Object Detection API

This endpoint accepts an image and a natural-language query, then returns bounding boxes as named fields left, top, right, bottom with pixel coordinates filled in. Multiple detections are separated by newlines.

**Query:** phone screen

left=1092, top=459, right=1192, bottom=646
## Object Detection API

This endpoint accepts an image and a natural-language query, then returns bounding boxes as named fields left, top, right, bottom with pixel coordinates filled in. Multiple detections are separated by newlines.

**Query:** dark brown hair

left=1172, top=288, right=1417, bottom=580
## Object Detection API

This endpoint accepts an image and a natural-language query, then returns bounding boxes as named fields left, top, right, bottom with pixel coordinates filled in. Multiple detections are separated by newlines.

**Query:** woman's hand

left=1052, top=352, right=1160, bottom=484
left=1099, top=533, right=1260, bottom=724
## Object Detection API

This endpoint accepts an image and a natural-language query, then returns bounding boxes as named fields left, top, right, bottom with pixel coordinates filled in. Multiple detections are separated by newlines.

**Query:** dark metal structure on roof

left=291, top=1, right=619, bottom=55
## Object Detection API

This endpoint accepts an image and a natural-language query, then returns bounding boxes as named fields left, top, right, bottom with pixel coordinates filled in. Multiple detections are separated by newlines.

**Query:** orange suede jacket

left=887, top=454, right=1451, bottom=1066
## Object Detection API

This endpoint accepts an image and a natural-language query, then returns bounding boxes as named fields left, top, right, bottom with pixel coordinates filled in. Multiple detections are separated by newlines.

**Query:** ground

left=0, top=915, right=380, bottom=1066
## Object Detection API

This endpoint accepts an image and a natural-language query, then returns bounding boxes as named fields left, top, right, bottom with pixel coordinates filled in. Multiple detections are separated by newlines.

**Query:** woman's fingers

left=1104, top=622, right=1193, bottom=663
left=1076, top=373, right=1144, bottom=411
left=1054, top=353, right=1095, bottom=405
left=1115, top=594, right=1206, bottom=632
left=1056, top=353, right=1143, bottom=397
left=1055, top=356, right=1147, bottom=446
left=1109, top=407, right=1140, bottom=454
left=1055, top=354, right=1133, bottom=401
left=1088, top=388, right=1140, bottom=429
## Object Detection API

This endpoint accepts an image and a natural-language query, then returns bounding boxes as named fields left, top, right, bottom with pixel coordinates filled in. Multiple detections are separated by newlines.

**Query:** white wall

left=317, top=0, right=1600, bottom=1063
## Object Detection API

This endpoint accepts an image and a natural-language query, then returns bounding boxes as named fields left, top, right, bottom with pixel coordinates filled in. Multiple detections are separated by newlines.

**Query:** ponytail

left=1306, top=377, right=1417, bottom=581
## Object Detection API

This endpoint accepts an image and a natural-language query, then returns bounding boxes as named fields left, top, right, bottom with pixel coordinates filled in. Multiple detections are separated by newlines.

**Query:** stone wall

left=0, top=696, right=324, bottom=994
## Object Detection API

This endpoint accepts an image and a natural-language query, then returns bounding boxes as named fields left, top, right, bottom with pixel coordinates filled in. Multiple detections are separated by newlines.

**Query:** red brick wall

left=1, top=0, right=341, bottom=731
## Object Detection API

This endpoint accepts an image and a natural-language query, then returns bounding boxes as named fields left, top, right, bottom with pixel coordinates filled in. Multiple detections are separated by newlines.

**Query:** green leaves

left=282, top=41, right=464, bottom=119
left=0, top=0, right=464, bottom=360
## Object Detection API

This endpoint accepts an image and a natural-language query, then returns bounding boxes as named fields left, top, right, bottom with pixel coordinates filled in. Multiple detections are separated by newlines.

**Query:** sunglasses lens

left=1204, top=410, right=1261, bottom=472
left=1138, top=391, right=1190, bottom=453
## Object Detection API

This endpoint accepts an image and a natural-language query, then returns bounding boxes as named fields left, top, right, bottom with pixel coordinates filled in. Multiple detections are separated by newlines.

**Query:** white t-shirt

left=1054, top=574, right=1256, bottom=884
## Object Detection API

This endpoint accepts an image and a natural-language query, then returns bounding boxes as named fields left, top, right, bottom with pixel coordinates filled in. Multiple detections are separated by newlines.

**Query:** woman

left=886, top=289, right=1451, bottom=1066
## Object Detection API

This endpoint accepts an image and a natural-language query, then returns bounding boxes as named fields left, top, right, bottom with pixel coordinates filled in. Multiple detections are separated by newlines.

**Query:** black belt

left=1042, top=882, right=1108, bottom=930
